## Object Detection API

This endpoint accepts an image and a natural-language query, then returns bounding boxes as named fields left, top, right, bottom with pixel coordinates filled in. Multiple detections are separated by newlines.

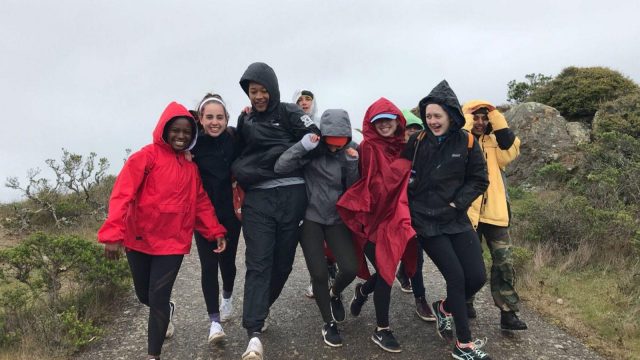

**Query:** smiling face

left=425, top=104, right=451, bottom=136
left=165, top=118, right=193, bottom=151
left=297, top=95, right=313, bottom=114
left=373, top=118, right=399, bottom=138
left=248, top=82, right=270, bottom=112
left=200, top=102, right=228, bottom=137
left=471, top=112, right=489, bottom=136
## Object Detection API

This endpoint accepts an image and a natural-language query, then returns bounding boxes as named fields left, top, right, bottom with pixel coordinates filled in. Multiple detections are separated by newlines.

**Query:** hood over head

left=402, top=109, right=424, bottom=129
left=292, top=88, right=319, bottom=125
left=153, top=101, right=198, bottom=151
left=319, top=109, right=352, bottom=141
left=462, top=99, right=497, bottom=132
left=239, top=62, right=280, bottom=113
left=362, top=97, right=406, bottom=143
left=419, top=80, right=466, bottom=131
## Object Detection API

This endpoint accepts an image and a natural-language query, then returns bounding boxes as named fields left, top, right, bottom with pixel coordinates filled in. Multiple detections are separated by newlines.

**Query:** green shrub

left=506, top=73, right=552, bottom=104
left=534, top=162, right=571, bottom=187
left=511, top=246, right=534, bottom=272
left=529, top=66, right=639, bottom=123
left=593, top=92, right=640, bottom=138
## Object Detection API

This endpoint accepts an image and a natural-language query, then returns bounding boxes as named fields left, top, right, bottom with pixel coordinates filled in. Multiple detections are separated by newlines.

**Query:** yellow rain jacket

left=462, top=100, right=520, bottom=228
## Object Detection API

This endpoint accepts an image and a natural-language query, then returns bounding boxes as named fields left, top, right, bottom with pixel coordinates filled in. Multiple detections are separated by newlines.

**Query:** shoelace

left=443, top=316, right=453, bottom=330
left=472, top=337, right=487, bottom=349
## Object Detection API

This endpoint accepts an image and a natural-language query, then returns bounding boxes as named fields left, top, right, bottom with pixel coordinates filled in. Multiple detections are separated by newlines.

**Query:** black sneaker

left=329, top=290, right=346, bottom=323
left=395, top=269, right=412, bottom=293
left=322, top=321, right=343, bottom=347
left=466, top=301, right=477, bottom=319
left=501, top=311, right=528, bottom=331
left=371, top=328, right=402, bottom=353
left=452, top=340, right=492, bottom=360
left=415, top=296, right=436, bottom=322
left=349, top=283, right=368, bottom=317
left=431, top=300, right=453, bottom=340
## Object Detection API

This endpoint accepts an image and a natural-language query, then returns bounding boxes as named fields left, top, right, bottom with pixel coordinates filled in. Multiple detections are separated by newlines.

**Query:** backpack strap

left=411, top=130, right=427, bottom=169
left=467, top=131, right=474, bottom=150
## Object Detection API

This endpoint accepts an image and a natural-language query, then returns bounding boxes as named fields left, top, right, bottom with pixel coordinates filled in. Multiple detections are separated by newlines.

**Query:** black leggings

left=126, top=250, right=184, bottom=357
left=422, top=231, right=486, bottom=343
left=300, top=220, right=358, bottom=323
left=194, top=215, right=241, bottom=315
left=361, top=241, right=392, bottom=328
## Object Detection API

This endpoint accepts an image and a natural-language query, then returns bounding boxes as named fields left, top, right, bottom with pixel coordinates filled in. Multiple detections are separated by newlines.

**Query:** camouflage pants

left=474, top=222, right=520, bottom=312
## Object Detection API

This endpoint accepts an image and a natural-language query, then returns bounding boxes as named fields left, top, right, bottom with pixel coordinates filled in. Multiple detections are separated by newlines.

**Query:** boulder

left=503, top=102, right=589, bottom=184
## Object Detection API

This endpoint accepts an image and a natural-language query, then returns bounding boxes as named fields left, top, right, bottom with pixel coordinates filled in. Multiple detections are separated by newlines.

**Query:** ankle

left=376, top=326, right=389, bottom=332
left=457, top=340, right=474, bottom=349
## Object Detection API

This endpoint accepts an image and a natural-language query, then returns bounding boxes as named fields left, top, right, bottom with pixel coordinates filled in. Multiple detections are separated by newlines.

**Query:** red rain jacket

left=336, top=98, right=417, bottom=286
left=98, top=102, right=227, bottom=255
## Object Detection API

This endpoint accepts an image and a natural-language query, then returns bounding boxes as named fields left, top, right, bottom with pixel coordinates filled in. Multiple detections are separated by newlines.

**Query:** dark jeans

left=361, top=241, right=392, bottom=328
left=126, top=250, right=183, bottom=356
left=195, top=215, right=241, bottom=315
left=300, top=220, right=358, bottom=323
left=241, top=184, right=307, bottom=336
left=422, top=231, right=486, bottom=343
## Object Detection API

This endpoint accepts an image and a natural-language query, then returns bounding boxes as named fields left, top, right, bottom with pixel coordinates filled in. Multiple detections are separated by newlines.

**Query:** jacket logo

left=452, top=153, right=461, bottom=158
left=300, top=114, right=314, bottom=127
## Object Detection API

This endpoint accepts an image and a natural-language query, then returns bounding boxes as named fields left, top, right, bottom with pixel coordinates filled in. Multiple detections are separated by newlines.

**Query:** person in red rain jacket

left=98, top=101, right=227, bottom=360
left=336, top=97, right=417, bottom=353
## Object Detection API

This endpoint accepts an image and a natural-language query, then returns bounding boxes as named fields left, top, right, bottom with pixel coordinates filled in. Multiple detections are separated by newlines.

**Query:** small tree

left=506, top=73, right=553, bottom=104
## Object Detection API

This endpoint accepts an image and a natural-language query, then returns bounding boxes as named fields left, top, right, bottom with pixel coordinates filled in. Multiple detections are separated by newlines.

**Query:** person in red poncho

left=98, top=101, right=227, bottom=360
left=336, top=97, right=417, bottom=353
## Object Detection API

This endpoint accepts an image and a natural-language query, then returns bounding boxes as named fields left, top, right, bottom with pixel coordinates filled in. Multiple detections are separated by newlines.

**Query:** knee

left=339, top=261, right=358, bottom=281
left=135, top=292, right=149, bottom=306
left=467, top=271, right=487, bottom=292
left=310, top=270, right=328, bottom=285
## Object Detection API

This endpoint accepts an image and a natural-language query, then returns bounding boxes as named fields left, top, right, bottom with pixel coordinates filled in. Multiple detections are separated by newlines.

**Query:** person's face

left=248, top=82, right=270, bottom=112
left=373, top=118, right=399, bottom=138
left=297, top=95, right=313, bottom=114
left=404, top=126, right=421, bottom=142
left=471, top=113, right=489, bottom=136
left=200, top=102, right=228, bottom=137
left=425, top=104, right=451, bottom=136
left=166, top=118, right=193, bottom=151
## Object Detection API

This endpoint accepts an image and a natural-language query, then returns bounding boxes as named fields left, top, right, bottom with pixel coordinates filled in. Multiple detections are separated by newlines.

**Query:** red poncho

left=336, top=97, right=417, bottom=286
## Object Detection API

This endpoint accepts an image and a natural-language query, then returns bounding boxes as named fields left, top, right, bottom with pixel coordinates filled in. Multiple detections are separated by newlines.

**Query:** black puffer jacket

left=232, top=62, right=320, bottom=188
left=403, top=80, right=489, bottom=237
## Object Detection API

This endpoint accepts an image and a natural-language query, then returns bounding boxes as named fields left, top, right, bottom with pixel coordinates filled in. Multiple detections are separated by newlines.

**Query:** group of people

left=98, top=61, right=527, bottom=360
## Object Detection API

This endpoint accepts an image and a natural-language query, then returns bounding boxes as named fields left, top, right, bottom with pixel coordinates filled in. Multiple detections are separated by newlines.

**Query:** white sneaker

left=165, top=301, right=176, bottom=338
left=208, top=321, right=226, bottom=344
left=220, top=296, right=233, bottom=322
left=241, top=337, right=263, bottom=360
left=304, top=282, right=314, bottom=298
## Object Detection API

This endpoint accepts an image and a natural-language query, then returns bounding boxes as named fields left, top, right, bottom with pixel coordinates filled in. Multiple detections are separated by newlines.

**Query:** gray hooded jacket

left=274, top=109, right=359, bottom=225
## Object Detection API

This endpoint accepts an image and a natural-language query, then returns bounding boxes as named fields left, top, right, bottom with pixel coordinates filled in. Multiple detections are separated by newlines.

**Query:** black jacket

left=232, top=62, right=320, bottom=188
left=404, top=80, right=489, bottom=237
left=191, top=128, right=239, bottom=223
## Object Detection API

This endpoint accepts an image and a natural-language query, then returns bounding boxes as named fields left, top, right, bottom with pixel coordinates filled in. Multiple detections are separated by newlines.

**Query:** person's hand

left=345, top=147, right=359, bottom=159
left=184, top=150, right=193, bottom=162
left=213, top=237, right=227, bottom=253
left=487, top=109, right=508, bottom=131
left=104, top=242, right=123, bottom=260
left=242, top=106, right=252, bottom=115
left=300, top=133, right=320, bottom=151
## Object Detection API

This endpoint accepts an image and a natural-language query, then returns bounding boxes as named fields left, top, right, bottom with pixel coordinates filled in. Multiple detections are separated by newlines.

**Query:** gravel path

left=75, top=236, right=604, bottom=360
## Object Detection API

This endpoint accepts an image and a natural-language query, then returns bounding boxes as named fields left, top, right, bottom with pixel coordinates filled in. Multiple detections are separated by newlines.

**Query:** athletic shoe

left=395, top=270, right=412, bottom=293
left=322, top=321, right=343, bottom=347
left=415, top=296, right=436, bottom=322
left=220, top=296, right=233, bottom=322
left=207, top=321, right=225, bottom=344
left=242, top=337, right=263, bottom=360
left=452, top=340, right=492, bottom=360
left=371, top=328, right=402, bottom=353
left=500, top=311, right=528, bottom=331
left=349, top=283, right=368, bottom=317
left=466, top=301, right=477, bottom=319
left=431, top=300, right=453, bottom=340
left=304, top=281, right=314, bottom=298
left=329, top=290, right=346, bottom=323
left=165, top=301, right=176, bottom=338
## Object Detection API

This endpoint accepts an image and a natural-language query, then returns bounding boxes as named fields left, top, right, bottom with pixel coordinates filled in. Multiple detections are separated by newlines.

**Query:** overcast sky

left=1, top=0, right=639, bottom=202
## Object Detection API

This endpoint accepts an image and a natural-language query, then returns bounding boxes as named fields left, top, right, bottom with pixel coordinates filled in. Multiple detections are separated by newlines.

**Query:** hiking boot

left=501, top=311, right=528, bottom=331
left=431, top=300, right=453, bottom=340
left=371, top=328, right=402, bottom=353
left=452, top=340, right=492, bottom=360
left=322, top=321, right=343, bottom=347
left=349, top=283, right=368, bottom=317
left=207, top=321, right=225, bottom=344
left=466, top=301, right=477, bottom=319
left=395, top=270, right=412, bottom=293
left=242, top=337, right=263, bottom=360
left=220, top=296, right=233, bottom=322
left=329, top=290, right=346, bottom=323
left=165, top=301, right=176, bottom=338
left=415, top=296, right=436, bottom=322
left=304, top=281, right=314, bottom=298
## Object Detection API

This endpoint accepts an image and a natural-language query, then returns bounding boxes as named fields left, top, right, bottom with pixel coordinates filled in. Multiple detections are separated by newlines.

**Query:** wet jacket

left=191, top=128, right=240, bottom=224
left=462, top=100, right=520, bottom=228
left=403, top=81, right=489, bottom=237
left=275, top=109, right=359, bottom=225
left=337, top=98, right=417, bottom=286
left=231, top=63, right=320, bottom=189
left=98, top=102, right=227, bottom=255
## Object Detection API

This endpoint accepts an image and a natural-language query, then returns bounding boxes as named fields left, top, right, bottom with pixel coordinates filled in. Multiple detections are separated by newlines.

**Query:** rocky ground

left=75, top=236, right=604, bottom=360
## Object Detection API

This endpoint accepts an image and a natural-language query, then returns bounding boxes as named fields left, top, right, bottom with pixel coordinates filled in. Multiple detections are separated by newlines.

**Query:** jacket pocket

left=153, top=204, right=188, bottom=240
